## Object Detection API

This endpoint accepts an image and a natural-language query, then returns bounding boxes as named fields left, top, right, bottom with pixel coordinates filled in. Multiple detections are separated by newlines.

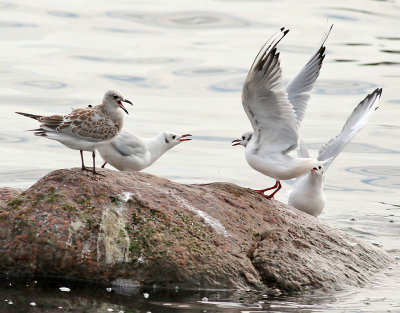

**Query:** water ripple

left=74, top=55, right=178, bottom=64
left=0, top=22, right=37, bottom=28
left=107, top=11, right=252, bottom=29
left=22, top=80, right=67, bottom=89
left=174, top=67, right=246, bottom=77
left=48, top=10, right=79, bottom=18
left=361, top=61, right=400, bottom=67
left=0, top=133, right=28, bottom=144
left=346, top=166, right=400, bottom=189
left=104, top=75, right=167, bottom=89
left=314, top=80, right=376, bottom=95
left=209, top=77, right=243, bottom=92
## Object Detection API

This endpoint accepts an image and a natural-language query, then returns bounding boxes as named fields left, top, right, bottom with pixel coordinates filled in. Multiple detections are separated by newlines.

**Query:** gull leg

left=80, top=150, right=87, bottom=171
left=101, top=162, right=107, bottom=169
left=263, top=181, right=282, bottom=199
left=92, top=151, right=96, bottom=174
left=91, top=151, right=105, bottom=176
left=254, top=181, right=279, bottom=194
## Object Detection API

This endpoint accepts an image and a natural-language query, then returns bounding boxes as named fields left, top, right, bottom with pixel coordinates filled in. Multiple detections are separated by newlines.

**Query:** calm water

left=1, top=0, right=400, bottom=311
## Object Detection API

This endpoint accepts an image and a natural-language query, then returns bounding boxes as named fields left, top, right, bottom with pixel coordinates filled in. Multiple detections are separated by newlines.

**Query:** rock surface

left=0, top=168, right=393, bottom=292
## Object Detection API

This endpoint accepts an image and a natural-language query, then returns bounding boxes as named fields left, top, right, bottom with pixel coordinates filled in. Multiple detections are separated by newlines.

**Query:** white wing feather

left=242, top=27, right=299, bottom=153
left=286, top=25, right=333, bottom=127
left=318, top=88, right=382, bottom=169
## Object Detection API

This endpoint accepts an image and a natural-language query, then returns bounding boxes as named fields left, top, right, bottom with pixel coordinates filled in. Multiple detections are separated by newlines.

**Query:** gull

left=288, top=88, right=382, bottom=217
left=98, top=131, right=192, bottom=171
left=16, top=90, right=133, bottom=175
left=232, top=26, right=332, bottom=199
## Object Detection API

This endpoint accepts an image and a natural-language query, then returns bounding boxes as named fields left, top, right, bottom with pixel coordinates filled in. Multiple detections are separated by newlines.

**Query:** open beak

left=117, top=99, right=132, bottom=115
left=312, top=167, right=317, bottom=171
left=123, top=99, right=133, bottom=106
left=179, top=134, right=192, bottom=142
left=118, top=102, right=129, bottom=114
left=232, top=139, right=241, bottom=146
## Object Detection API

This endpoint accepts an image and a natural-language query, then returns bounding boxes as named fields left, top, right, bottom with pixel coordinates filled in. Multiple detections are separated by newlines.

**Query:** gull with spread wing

left=288, top=88, right=382, bottom=216
left=98, top=131, right=192, bottom=171
left=232, top=26, right=332, bottom=198
left=16, top=90, right=132, bottom=175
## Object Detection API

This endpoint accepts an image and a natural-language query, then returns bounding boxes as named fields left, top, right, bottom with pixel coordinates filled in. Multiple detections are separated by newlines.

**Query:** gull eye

left=318, top=166, right=322, bottom=170
left=242, top=136, right=245, bottom=140
left=112, top=94, right=118, bottom=99
left=172, top=135, right=176, bottom=139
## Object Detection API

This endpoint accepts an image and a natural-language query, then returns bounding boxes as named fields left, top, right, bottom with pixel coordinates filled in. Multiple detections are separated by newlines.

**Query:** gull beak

left=179, top=134, right=192, bottom=142
left=232, top=139, right=241, bottom=146
left=118, top=102, right=129, bottom=114
left=123, top=99, right=133, bottom=106
left=312, top=167, right=317, bottom=171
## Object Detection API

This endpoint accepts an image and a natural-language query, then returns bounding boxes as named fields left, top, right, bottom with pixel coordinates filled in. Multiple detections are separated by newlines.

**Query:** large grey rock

left=0, top=168, right=393, bottom=293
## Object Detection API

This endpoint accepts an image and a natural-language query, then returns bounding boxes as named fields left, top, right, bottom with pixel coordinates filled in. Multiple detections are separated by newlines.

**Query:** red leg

left=263, top=181, right=281, bottom=199
left=101, top=162, right=107, bottom=168
left=254, top=181, right=279, bottom=194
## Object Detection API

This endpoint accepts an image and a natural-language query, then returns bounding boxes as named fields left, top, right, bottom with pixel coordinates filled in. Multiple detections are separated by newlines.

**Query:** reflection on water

left=1, top=0, right=400, bottom=311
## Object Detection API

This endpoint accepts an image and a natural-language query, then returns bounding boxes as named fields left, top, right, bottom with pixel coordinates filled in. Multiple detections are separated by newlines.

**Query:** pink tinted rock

left=0, top=168, right=393, bottom=292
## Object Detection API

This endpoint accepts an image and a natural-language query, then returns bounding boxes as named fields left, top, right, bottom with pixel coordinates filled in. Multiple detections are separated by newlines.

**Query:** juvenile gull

left=232, top=26, right=332, bottom=199
left=98, top=131, right=192, bottom=171
left=288, top=88, right=382, bottom=217
left=16, top=90, right=132, bottom=175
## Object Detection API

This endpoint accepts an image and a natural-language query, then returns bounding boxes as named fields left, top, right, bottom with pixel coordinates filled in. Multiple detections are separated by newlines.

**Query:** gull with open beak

left=98, top=131, right=192, bottom=171
left=16, top=90, right=132, bottom=175
left=232, top=26, right=332, bottom=198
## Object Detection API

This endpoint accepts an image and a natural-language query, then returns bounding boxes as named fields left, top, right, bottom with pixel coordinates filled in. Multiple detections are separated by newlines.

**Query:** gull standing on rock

left=98, top=131, right=192, bottom=171
left=16, top=90, right=132, bottom=175
left=232, top=26, right=332, bottom=199
left=288, top=88, right=382, bottom=217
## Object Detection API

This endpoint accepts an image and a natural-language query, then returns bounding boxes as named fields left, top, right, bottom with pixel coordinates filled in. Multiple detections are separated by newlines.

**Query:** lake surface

left=1, top=0, right=400, bottom=311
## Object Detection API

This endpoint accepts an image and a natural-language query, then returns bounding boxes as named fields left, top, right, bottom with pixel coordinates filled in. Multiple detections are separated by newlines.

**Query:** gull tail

left=15, top=112, right=43, bottom=120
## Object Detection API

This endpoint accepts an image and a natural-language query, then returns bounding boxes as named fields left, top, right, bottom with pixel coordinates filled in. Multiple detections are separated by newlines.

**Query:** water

left=1, top=0, right=400, bottom=311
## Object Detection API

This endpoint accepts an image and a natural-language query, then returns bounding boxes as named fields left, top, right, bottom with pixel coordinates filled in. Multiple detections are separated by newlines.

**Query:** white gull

left=16, top=90, right=132, bottom=175
left=288, top=88, right=382, bottom=217
left=232, top=26, right=332, bottom=199
left=98, top=131, right=192, bottom=171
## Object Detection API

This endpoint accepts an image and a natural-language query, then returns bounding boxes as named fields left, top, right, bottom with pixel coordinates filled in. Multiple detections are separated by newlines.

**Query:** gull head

left=311, top=165, right=325, bottom=177
left=232, top=131, right=253, bottom=147
left=103, top=90, right=133, bottom=115
left=163, top=132, right=192, bottom=147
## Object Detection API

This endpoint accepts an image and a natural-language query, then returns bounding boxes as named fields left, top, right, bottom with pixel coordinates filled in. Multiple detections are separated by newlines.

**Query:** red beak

left=232, top=139, right=241, bottom=146
left=179, top=134, right=192, bottom=142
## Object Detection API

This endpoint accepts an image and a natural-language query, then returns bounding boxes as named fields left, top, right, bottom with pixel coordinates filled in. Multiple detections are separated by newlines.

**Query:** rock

left=0, top=168, right=393, bottom=292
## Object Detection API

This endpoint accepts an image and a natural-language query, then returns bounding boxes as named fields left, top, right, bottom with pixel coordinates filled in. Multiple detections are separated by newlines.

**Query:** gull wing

left=286, top=24, right=333, bottom=127
left=297, top=139, right=311, bottom=158
left=318, top=88, right=382, bottom=169
left=242, top=27, right=298, bottom=154
left=110, top=131, right=147, bottom=158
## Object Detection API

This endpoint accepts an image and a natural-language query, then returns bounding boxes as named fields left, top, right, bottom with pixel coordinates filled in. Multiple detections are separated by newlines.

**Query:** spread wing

left=318, top=88, right=382, bottom=169
left=242, top=27, right=299, bottom=154
left=286, top=24, right=333, bottom=127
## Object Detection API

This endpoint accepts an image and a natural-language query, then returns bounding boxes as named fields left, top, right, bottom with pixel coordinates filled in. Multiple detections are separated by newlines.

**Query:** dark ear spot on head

left=165, top=136, right=169, bottom=144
